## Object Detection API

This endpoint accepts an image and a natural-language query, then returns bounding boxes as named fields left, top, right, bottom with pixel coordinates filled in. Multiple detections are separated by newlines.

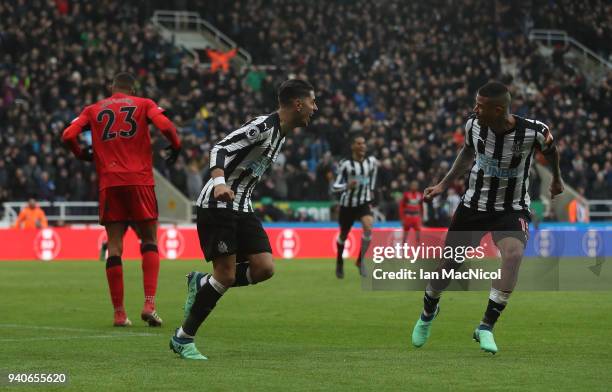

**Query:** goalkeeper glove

left=78, top=146, right=93, bottom=162
left=165, top=145, right=181, bottom=165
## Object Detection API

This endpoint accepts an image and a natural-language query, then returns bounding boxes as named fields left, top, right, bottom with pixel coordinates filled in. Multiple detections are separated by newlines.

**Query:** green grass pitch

left=1, top=259, right=611, bottom=391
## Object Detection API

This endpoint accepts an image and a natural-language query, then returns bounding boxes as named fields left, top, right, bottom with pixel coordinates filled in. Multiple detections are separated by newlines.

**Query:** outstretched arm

left=541, top=145, right=564, bottom=199
left=424, top=144, right=474, bottom=201
left=535, top=123, right=563, bottom=199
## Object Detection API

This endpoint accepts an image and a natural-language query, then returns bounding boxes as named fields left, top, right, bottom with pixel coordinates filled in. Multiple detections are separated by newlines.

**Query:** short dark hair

left=113, top=72, right=136, bottom=90
left=350, top=133, right=366, bottom=144
left=277, top=79, right=314, bottom=106
left=477, top=81, right=509, bottom=98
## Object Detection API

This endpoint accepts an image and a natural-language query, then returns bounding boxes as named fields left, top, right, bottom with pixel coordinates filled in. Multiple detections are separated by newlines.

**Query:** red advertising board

left=0, top=226, right=496, bottom=261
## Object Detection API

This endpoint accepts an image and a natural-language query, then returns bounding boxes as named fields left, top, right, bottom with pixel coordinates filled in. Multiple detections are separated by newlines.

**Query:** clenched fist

left=214, top=184, right=235, bottom=202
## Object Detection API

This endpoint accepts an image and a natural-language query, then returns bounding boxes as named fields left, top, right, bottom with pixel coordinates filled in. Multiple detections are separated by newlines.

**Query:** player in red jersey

left=62, top=73, right=181, bottom=327
left=399, top=180, right=424, bottom=245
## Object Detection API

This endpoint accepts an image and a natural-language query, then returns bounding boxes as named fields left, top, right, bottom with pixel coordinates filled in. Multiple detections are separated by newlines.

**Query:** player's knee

left=257, top=260, right=275, bottom=282
left=138, top=226, right=157, bottom=244
left=249, top=254, right=275, bottom=283
left=107, top=243, right=123, bottom=257
left=140, top=242, right=158, bottom=254
left=502, top=246, right=524, bottom=265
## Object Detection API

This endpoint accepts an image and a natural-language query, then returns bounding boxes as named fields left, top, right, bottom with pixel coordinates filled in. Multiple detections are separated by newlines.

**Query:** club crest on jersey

left=217, top=241, right=228, bottom=253
left=247, top=126, right=260, bottom=140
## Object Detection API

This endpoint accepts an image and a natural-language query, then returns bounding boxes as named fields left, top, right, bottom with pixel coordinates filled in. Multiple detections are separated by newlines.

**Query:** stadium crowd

left=0, top=0, right=610, bottom=223
left=528, top=0, right=612, bottom=59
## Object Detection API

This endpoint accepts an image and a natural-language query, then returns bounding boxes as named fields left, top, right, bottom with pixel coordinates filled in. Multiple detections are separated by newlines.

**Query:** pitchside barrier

left=0, top=222, right=609, bottom=262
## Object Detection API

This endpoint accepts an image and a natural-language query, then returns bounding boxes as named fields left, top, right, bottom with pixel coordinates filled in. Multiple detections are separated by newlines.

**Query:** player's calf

left=181, top=274, right=227, bottom=337
left=336, top=236, right=346, bottom=279
left=177, top=255, right=233, bottom=341
left=140, top=242, right=162, bottom=326
left=183, top=271, right=208, bottom=319
left=356, top=228, right=372, bottom=277
left=106, top=255, right=128, bottom=326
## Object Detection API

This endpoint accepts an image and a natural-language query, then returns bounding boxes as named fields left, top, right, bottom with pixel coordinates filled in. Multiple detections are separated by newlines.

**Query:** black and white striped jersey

left=332, top=156, right=378, bottom=207
left=461, top=114, right=554, bottom=212
left=196, top=112, right=284, bottom=212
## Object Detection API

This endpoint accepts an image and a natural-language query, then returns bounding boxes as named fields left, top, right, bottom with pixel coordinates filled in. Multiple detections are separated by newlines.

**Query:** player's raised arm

left=332, top=160, right=349, bottom=193
left=424, top=143, right=474, bottom=201
left=534, top=122, right=564, bottom=199
left=61, top=108, right=93, bottom=161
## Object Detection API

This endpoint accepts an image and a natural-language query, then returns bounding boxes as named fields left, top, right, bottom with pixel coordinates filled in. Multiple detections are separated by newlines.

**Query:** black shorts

left=444, top=204, right=531, bottom=249
left=338, top=204, right=372, bottom=232
left=197, top=207, right=272, bottom=262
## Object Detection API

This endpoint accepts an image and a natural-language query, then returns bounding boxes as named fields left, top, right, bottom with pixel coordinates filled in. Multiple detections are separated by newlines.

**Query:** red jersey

left=62, top=93, right=180, bottom=190
left=399, top=191, right=423, bottom=216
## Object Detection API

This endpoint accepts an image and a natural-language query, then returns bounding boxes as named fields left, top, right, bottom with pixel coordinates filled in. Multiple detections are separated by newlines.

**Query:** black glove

left=165, top=145, right=181, bottom=165
left=78, top=146, right=93, bottom=162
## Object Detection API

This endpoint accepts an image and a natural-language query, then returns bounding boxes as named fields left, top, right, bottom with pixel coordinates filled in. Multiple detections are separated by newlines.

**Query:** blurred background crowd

left=1, top=0, right=610, bottom=223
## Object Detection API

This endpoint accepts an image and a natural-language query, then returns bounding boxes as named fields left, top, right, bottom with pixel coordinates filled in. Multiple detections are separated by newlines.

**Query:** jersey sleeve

left=145, top=99, right=165, bottom=119
left=332, top=160, right=348, bottom=193
left=464, top=116, right=475, bottom=147
left=209, top=122, right=268, bottom=171
left=150, top=112, right=181, bottom=149
left=61, top=107, right=90, bottom=157
left=369, top=156, right=378, bottom=192
left=534, top=121, right=554, bottom=153
left=70, top=109, right=91, bottom=128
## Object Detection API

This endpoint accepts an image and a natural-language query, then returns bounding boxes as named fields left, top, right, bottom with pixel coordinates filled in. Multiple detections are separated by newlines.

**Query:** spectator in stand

left=13, top=198, right=48, bottom=229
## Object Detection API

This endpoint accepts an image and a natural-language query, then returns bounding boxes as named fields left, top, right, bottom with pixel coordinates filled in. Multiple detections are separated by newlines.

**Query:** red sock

left=141, top=244, right=160, bottom=306
left=105, top=256, right=124, bottom=311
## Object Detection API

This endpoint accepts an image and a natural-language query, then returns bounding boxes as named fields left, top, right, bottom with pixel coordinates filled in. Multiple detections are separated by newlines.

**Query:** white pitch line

left=0, top=324, right=158, bottom=337
left=0, top=334, right=156, bottom=342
